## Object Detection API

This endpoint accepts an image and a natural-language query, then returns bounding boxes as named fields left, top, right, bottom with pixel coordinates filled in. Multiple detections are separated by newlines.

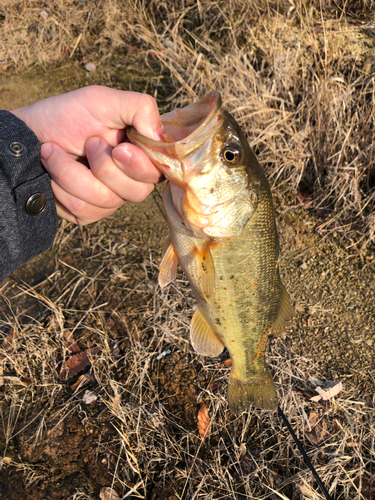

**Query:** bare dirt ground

left=1, top=2, right=375, bottom=499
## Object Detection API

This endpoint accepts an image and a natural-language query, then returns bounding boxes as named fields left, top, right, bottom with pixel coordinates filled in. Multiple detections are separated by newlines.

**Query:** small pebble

left=85, top=62, right=96, bottom=72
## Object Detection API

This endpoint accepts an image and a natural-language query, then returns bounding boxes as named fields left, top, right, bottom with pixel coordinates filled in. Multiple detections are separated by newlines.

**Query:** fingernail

left=153, top=127, right=164, bottom=141
left=41, top=142, right=52, bottom=160
left=86, top=137, right=100, bottom=155
left=113, top=146, right=132, bottom=167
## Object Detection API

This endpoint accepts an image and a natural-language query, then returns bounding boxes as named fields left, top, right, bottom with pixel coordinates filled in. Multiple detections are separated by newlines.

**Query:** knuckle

left=139, top=94, right=158, bottom=115
left=69, top=195, right=88, bottom=215
left=94, top=183, right=119, bottom=207
left=128, top=183, right=153, bottom=203
left=83, top=85, right=101, bottom=97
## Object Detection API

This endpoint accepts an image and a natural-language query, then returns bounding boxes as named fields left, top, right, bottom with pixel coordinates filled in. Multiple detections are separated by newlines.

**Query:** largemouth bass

left=128, top=91, right=294, bottom=414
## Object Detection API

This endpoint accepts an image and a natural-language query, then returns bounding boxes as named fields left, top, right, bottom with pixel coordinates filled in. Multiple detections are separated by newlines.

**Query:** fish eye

left=222, top=144, right=242, bottom=165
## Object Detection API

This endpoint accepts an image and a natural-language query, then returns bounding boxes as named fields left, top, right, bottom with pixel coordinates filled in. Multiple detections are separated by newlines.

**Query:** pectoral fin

left=191, top=308, right=224, bottom=357
left=194, top=241, right=215, bottom=304
left=270, top=283, right=294, bottom=337
left=159, top=237, right=178, bottom=288
left=161, top=235, right=172, bottom=258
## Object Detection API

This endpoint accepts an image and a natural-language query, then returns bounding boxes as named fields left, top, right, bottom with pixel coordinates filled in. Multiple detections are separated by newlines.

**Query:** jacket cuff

left=0, top=110, right=58, bottom=282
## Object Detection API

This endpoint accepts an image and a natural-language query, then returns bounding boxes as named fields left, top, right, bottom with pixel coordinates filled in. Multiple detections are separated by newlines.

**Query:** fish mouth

left=127, top=91, right=222, bottom=183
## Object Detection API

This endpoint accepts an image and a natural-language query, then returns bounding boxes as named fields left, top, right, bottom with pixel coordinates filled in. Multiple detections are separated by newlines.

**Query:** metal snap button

left=25, top=193, right=47, bottom=216
left=8, top=142, right=26, bottom=157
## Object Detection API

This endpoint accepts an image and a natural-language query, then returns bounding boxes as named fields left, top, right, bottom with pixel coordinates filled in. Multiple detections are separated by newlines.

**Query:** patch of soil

left=0, top=412, right=113, bottom=499
left=152, top=351, right=199, bottom=427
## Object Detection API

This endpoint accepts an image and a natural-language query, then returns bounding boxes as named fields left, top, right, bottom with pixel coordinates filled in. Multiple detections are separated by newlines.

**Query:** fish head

left=128, top=91, right=258, bottom=238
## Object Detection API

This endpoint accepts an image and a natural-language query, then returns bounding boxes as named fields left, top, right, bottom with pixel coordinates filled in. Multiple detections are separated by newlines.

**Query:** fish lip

left=127, top=90, right=222, bottom=152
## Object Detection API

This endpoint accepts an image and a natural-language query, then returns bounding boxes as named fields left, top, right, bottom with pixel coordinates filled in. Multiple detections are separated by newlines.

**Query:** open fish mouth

left=127, top=91, right=223, bottom=184
left=128, top=90, right=256, bottom=238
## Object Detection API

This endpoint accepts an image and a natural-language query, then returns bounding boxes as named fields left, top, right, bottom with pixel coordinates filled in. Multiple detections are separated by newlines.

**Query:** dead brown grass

left=1, top=2, right=375, bottom=499
left=1, top=231, right=374, bottom=498
left=1, top=1, right=375, bottom=247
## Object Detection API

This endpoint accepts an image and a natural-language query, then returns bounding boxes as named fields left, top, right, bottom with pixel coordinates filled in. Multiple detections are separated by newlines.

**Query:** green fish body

left=128, top=91, right=294, bottom=413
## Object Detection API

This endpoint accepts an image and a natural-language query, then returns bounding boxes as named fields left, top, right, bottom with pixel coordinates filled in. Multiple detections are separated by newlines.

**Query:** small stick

left=278, top=406, right=333, bottom=500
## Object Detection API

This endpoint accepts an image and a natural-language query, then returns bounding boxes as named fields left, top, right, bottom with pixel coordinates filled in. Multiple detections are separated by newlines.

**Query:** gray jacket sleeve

left=0, top=110, right=58, bottom=283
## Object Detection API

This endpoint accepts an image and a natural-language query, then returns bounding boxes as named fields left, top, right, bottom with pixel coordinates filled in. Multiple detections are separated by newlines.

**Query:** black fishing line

left=278, top=406, right=333, bottom=500
left=152, top=184, right=167, bottom=221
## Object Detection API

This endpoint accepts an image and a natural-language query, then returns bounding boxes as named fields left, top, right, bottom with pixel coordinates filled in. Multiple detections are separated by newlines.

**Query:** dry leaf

left=2, top=328, right=18, bottom=354
left=63, top=330, right=81, bottom=353
left=238, top=443, right=247, bottom=458
left=354, top=476, right=375, bottom=500
left=345, top=441, right=360, bottom=447
left=239, top=451, right=256, bottom=476
left=186, top=455, right=206, bottom=478
left=61, top=346, right=101, bottom=379
left=311, top=381, right=343, bottom=402
left=70, top=372, right=96, bottom=391
left=305, top=412, right=327, bottom=445
left=1, top=376, right=31, bottom=386
left=197, top=404, right=210, bottom=442
left=296, top=388, right=315, bottom=399
left=209, top=382, right=222, bottom=393
left=99, top=487, right=120, bottom=500
left=217, top=358, right=232, bottom=368
left=83, top=390, right=98, bottom=404
left=111, top=341, right=121, bottom=358
left=332, top=418, right=341, bottom=432
left=295, top=190, right=313, bottom=208
left=232, top=445, right=259, bottom=479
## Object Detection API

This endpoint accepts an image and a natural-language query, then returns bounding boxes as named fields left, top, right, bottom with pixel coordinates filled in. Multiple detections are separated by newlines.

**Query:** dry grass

left=1, top=1, right=375, bottom=246
left=1, top=2, right=375, bottom=499
left=0, top=226, right=374, bottom=498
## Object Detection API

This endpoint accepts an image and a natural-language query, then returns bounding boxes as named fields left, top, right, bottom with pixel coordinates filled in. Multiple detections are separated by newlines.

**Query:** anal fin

left=190, top=308, right=224, bottom=357
left=159, top=237, right=178, bottom=288
left=270, top=283, right=295, bottom=338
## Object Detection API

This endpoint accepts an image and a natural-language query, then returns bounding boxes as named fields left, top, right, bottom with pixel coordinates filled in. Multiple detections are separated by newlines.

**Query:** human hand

left=11, top=86, right=163, bottom=224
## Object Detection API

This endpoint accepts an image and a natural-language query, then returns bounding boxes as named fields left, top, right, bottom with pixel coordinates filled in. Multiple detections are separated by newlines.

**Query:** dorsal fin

left=190, top=308, right=224, bottom=357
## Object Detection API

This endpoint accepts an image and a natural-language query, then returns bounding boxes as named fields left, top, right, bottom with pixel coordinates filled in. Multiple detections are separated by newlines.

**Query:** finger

left=75, top=87, right=164, bottom=141
left=52, top=181, right=117, bottom=225
left=41, top=142, right=124, bottom=209
left=54, top=197, right=78, bottom=224
left=112, top=142, right=164, bottom=184
left=86, top=137, right=155, bottom=202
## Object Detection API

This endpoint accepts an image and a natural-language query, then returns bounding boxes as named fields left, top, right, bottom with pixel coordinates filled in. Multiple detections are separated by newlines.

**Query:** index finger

left=75, top=87, right=163, bottom=141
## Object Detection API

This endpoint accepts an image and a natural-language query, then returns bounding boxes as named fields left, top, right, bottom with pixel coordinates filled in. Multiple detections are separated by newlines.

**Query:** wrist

left=10, top=106, right=27, bottom=122
left=10, top=106, right=39, bottom=140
